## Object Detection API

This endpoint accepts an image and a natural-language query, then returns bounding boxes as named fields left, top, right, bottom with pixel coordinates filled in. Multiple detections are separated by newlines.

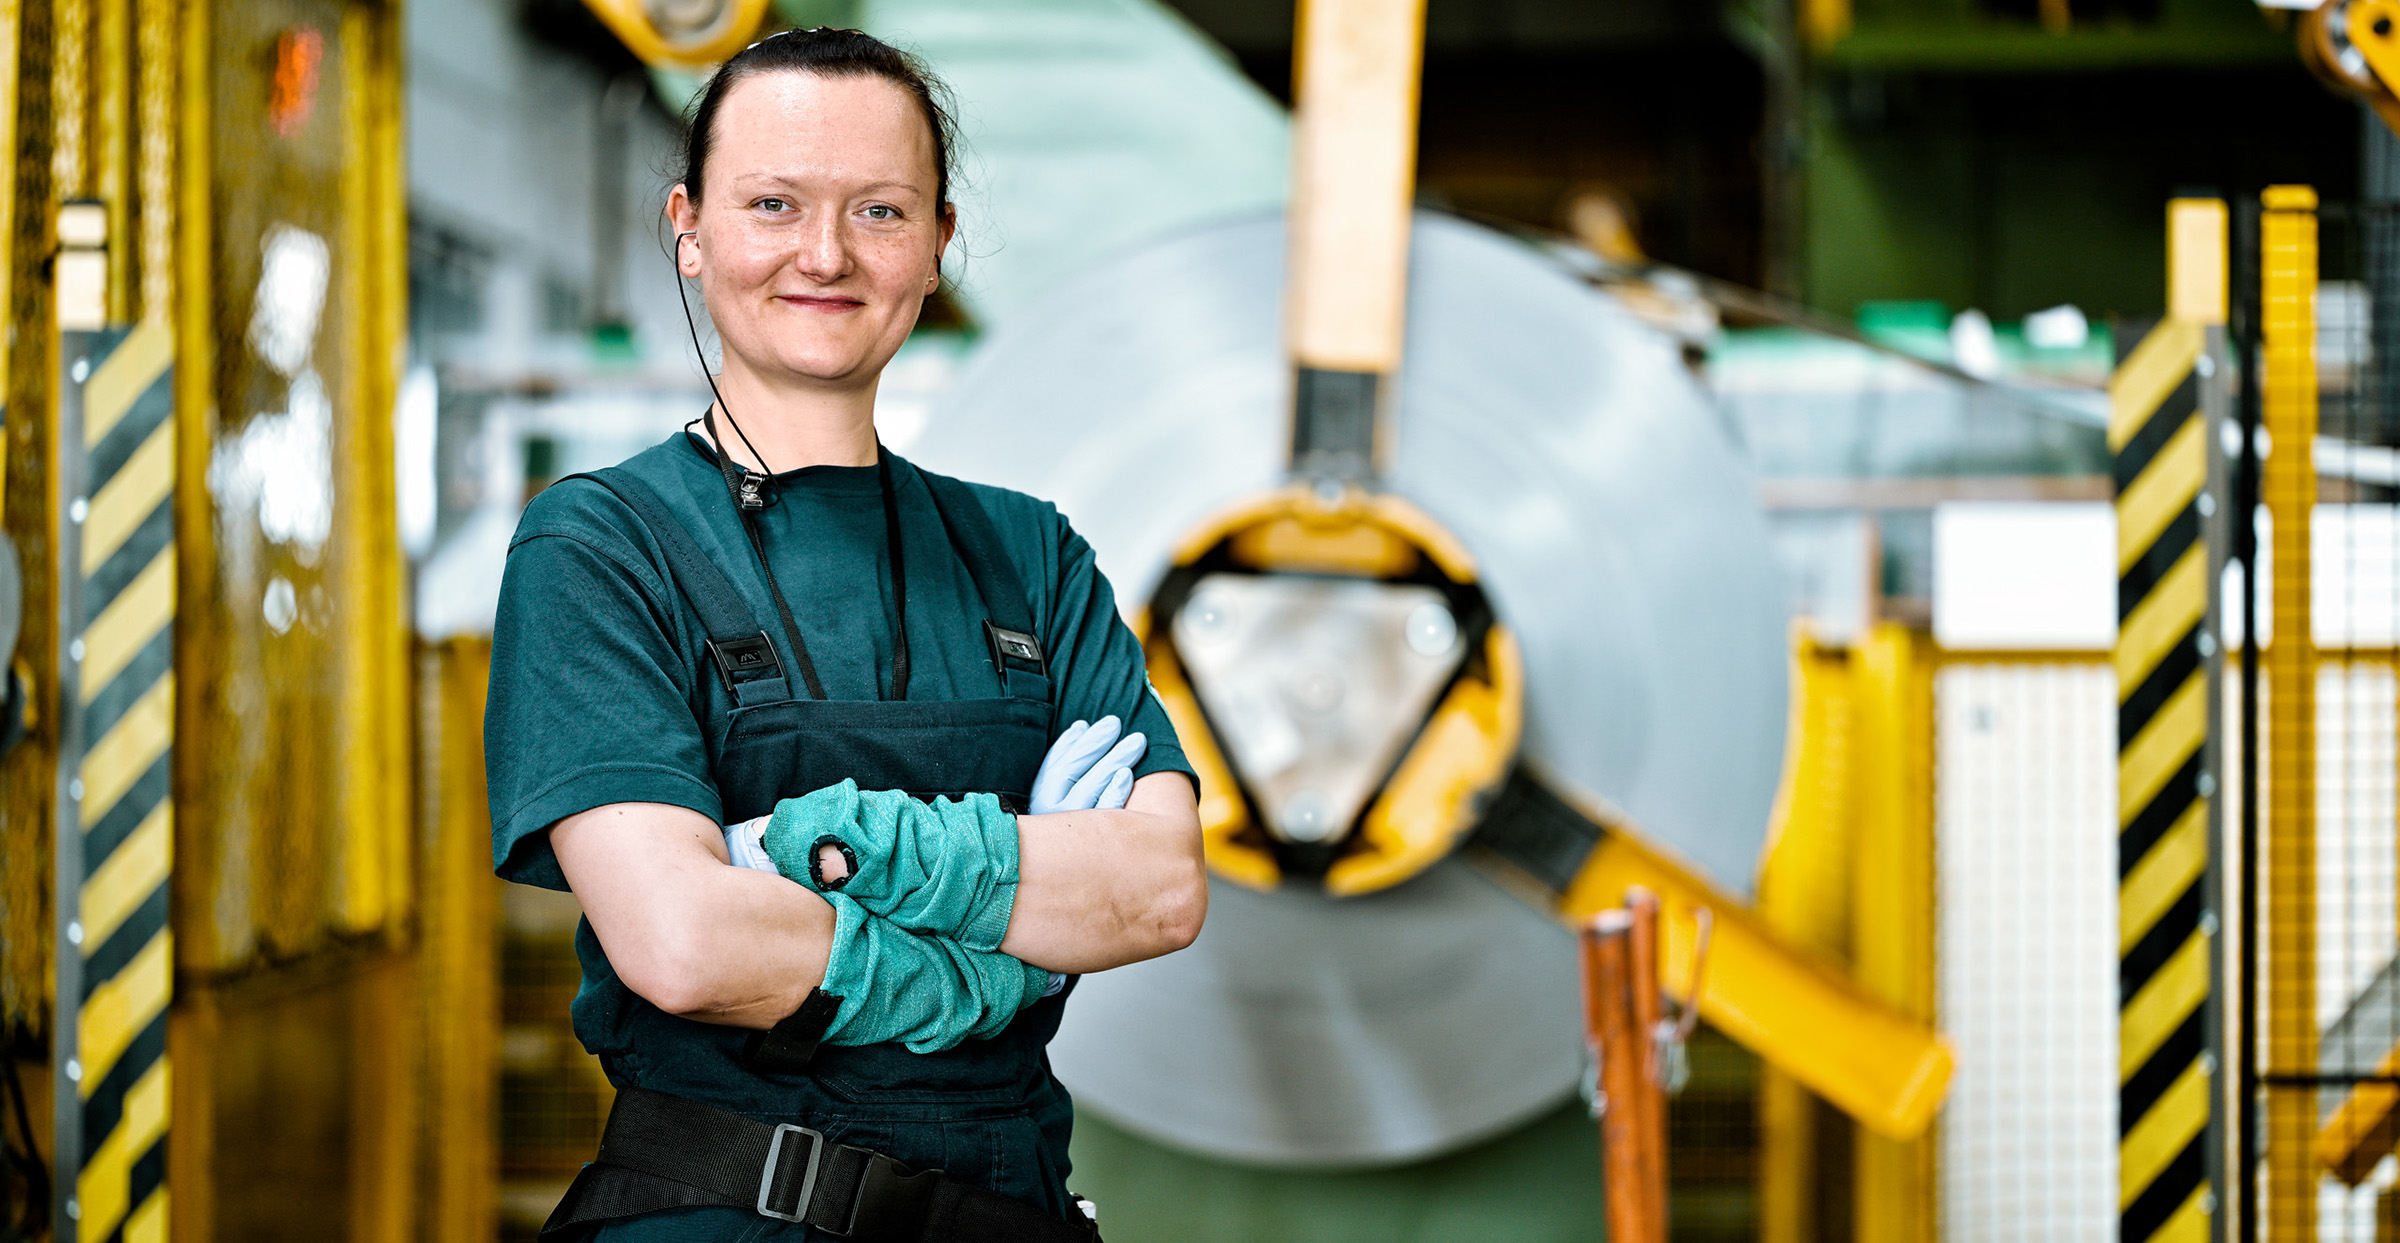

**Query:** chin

left=772, top=345, right=879, bottom=386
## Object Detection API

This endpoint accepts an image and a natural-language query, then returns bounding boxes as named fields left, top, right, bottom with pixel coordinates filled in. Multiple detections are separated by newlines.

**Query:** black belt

left=541, top=1087, right=1100, bottom=1242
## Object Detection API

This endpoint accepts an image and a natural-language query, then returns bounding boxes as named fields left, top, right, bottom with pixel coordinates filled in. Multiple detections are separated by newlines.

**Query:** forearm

left=760, top=782, right=1020, bottom=951
left=552, top=802, right=837, bottom=1029
left=1000, top=775, right=1207, bottom=974
left=817, top=891, right=1050, bottom=1052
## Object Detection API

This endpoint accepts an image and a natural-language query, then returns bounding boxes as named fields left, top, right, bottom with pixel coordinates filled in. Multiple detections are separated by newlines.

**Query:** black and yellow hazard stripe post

left=50, top=196, right=175, bottom=1243
left=2111, top=197, right=2230, bottom=1243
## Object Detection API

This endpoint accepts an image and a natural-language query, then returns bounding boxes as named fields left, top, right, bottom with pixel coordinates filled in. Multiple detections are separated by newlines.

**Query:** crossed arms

left=549, top=772, right=1206, bottom=1031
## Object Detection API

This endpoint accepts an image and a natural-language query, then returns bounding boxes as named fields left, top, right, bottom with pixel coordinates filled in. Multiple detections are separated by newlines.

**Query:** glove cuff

left=954, top=793, right=1022, bottom=951
left=815, top=891, right=874, bottom=1040
left=764, top=779, right=861, bottom=884
left=1018, top=960, right=1053, bottom=1011
left=959, top=882, right=1016, bottom=953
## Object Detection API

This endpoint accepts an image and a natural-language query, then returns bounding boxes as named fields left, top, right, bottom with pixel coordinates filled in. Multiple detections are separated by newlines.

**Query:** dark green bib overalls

left=548, top=451, right=1078, bottom=1241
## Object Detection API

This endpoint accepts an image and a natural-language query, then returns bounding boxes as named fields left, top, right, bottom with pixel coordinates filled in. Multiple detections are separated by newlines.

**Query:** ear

left=667, top=184, right=703, bottom=278
left=930, top=203, right=957, bottom=291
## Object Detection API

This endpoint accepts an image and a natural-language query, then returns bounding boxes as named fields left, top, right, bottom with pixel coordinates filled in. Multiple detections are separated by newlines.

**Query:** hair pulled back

left=678, top=28, right=959, bottom=215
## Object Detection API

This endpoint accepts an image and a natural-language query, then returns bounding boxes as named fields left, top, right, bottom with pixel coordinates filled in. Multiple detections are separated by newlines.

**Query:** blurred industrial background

left=0, top=0, right=2394, bottom=1238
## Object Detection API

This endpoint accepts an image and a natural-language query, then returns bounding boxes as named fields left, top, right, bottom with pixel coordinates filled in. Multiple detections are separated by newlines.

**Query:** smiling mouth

left=778, top=294, right=864, bottom=312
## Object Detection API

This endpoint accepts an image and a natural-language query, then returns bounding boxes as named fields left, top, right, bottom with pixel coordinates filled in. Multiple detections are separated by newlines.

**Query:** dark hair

left=677, top=28, right=959, bottom=216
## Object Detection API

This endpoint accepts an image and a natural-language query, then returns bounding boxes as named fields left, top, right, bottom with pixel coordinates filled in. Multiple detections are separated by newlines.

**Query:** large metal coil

left=908, top=212, right=1789, bottom=1165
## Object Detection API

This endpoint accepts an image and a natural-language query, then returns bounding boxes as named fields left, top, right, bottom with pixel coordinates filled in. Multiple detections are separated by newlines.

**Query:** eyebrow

left=726, top=173, right=926, bottom=197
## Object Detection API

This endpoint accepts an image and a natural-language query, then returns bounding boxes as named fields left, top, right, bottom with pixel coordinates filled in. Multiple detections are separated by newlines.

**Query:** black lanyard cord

left=699, top=403, right=827, bottom=699
left=880, top=450, right=911, bottom=701
left=739, top=511, right=830, bottom=701
left=689, top=408, right=910, bottom=703
left=675, top=259, right=906, bottom=701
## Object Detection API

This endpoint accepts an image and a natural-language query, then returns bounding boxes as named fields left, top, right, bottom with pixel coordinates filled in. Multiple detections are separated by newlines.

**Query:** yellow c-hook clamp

left=2297, top=0, right=2400, bottom=136
left=578, top=0, right=773, bottom=71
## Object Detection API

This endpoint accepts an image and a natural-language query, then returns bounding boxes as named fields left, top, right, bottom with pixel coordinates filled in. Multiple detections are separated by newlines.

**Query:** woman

left=483, top=29, right=1207, bottom=1240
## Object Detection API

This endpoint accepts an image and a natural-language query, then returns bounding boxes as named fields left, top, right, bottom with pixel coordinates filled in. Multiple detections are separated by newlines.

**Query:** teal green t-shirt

left=483, top=432, right=1193, bottom=889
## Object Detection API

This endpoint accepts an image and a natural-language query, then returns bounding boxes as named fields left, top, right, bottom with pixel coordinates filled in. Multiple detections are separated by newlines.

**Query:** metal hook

left=1652, top=906, right=1713, bottom=1095
left=1676, top=906, right=1714, bottom=1047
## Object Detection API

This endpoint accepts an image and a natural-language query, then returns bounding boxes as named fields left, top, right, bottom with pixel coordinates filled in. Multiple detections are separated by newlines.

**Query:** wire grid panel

left=2311, top=661, right=2400, bottom=1238
left=2255, top=200, right=2400, bottom=1240
left=2314, top=664, right=2398, bottom=1037
left=1935, top=661, right=2119, bottom=1242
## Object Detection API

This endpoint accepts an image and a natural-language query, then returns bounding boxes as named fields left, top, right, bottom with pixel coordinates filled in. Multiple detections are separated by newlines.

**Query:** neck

left=706, top=357, right=881, bottom=472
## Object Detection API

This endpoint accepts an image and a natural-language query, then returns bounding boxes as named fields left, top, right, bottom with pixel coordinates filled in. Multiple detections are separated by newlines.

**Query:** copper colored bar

left=1584, top=910, right=1666, bottom=1243
left=1623, top=889, right=1669, bottom=1230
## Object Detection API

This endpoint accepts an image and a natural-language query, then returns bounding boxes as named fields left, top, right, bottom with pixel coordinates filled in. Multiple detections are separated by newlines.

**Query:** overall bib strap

left=566, top=469, right=796, bottom=708
left=916, top=472, right=1053, bottom=706
left=541, top=1088, right=1101, bottom=1242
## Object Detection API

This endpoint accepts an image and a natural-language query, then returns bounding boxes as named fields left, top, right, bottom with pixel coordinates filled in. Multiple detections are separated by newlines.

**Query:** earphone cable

left=674, top=231, right=777, bottom=479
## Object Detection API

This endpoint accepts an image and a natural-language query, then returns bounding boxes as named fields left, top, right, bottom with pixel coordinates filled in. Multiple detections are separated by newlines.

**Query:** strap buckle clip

left=757, top=1122, right=826, bottom=1224
left=706, top=631, right=784, bottom=696
left=985, top=621, right=1047, bottom=679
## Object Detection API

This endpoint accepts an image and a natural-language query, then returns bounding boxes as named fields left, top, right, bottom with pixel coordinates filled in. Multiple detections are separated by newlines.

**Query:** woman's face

left=671, top=71, right=951, bottom=395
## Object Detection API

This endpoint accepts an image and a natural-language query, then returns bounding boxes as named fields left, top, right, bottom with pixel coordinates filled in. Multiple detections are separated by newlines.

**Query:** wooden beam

left=1287, top=0, right=1423, bottom=375
left=1285, top=0, right=1425, bottom=480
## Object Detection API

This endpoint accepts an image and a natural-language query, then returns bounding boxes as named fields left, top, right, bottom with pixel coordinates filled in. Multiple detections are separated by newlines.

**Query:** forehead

left=706, top=71, right=936, bottom=190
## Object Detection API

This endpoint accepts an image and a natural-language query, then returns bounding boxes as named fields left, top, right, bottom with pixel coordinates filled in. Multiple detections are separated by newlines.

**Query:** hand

left=1028, top=716, right=1147, bottom=816
left=723, top=813, right=775, bottom=872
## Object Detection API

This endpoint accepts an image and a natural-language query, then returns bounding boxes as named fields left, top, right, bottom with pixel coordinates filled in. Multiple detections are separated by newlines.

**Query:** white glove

left=1027, top=716, right=1146, bottom=815
left=724, top=813, right=775, bottom=872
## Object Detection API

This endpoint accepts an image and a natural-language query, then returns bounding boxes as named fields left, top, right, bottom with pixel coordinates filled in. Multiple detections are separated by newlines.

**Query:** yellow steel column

left=337, top=5, right=418, bottom=1238
left=92, top=0, right=125, bottom=325
left=130, top=0, right=168, bottom=322
left=1757, top=628, right=1864, bottom=1243
left=0, top=0, right=51, bottom=1039
left=165, top=0, right=212, bottom=1230
left=331, top=0, right=411, bottom=937
left=51, top=0, right=84, bottom=199
left=1850, top=622, right=1937, bottom=1243
left=422, top=638, right=499, bottom=1240
left=2261, top=182, right=2321, bottom=1243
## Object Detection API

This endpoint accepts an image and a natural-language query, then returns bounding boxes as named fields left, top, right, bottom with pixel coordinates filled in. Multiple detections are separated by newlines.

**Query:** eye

left=756, top=197, right=792, bottom=214
left=862, top=204, right=899, bottom=221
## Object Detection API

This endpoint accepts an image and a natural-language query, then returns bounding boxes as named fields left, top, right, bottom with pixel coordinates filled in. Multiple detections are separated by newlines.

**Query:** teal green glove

left=762, top=779, right=1020, bottom=953
left=817, top=891, right=1051, bottom=1052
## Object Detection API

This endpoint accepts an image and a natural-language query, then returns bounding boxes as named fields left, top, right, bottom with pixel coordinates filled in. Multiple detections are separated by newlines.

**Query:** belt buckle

left=757, top=1123, right=825, bottom=1224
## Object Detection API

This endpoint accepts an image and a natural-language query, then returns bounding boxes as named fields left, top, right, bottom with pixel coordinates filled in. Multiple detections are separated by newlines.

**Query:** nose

left=791, top=207, right=849, bottom=284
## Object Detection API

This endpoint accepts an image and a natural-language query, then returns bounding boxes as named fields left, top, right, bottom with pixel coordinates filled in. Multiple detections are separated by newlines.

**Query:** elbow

left=1152, top=857, right=1209, bottom=953
left=613, top=921, right=722, bottom=1018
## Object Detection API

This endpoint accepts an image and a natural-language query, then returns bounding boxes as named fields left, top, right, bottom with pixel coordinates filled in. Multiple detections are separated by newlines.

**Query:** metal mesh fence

left=2246, top=197, right=2400, bottom=1240
left=1935, top=660, right=2120, bottom=1241
left=497, top=883, right=610, bottom=1241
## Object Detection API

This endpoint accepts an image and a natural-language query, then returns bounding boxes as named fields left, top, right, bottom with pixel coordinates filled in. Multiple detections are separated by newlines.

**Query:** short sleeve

left=1036, top=514, right=1195, bottom=792
left=484, top=498, right=724, bottom=890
